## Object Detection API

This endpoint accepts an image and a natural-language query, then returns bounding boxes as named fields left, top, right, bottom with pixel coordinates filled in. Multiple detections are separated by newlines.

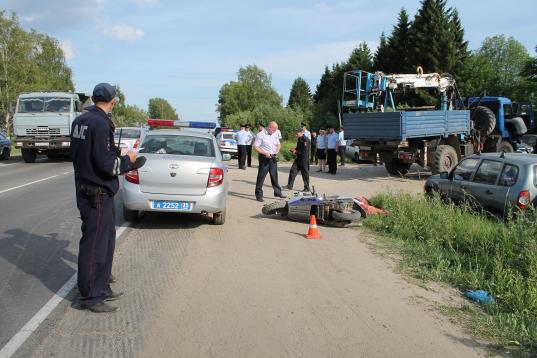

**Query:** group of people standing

left=310, top=126, right=346, bottom=174
left=249, top=121, right=346, bottom=202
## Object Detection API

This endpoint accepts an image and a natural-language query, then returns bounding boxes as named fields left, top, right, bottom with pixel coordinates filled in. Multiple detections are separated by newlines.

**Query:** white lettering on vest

left=72, top=124, right=88, bottom=139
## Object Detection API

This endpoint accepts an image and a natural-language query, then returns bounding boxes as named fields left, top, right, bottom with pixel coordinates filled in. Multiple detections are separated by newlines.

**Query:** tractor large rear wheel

left=472, top=106, right=496, bottom=136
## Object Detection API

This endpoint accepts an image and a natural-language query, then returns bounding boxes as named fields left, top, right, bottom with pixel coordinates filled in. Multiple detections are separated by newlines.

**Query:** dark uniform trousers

left=338, top=145, right=346, bottom=165
left=327, top=148, right=338, bottom=174
left=255, top=155, right=282, bottom=199
left=76, top=189, right=115, bottom=307
left=246, top=145, right=253, bottom=167
left=237, top=145, right=247, bottom=169
left=287, top=156, right=310, bottom=190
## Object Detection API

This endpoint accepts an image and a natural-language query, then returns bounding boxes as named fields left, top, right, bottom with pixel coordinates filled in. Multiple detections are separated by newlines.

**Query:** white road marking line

left=0, top=222, right=131, bottom=358
left=0, top=163, right=18, bottom=167
left=0, top=175, right=60, bottom=195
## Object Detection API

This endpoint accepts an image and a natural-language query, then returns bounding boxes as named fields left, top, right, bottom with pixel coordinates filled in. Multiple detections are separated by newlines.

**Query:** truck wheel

left=261, top=200, right=288, bottom=216
left=472, top=106, right=496, bottom=136
left=212, top=209, right=226, bottom=225
left=431, top=145, right=458, bottom=174
left=21, top=149, right=37, bottom=163
left=0, top=147, right=10, bottom=160
left=123, top=205, right=139, bottom=222
left=384, top=160, right=411, bottom=176
left=499, top=141, right=514, bottom=153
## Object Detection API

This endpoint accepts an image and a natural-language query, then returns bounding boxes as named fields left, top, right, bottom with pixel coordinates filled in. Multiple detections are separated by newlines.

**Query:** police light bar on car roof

left=147, top=119, right=216, bottom=129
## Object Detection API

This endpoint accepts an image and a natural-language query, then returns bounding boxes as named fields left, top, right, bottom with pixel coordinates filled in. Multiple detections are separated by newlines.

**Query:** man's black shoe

left=302, top=188, right=310, bottom=192
left=84, top=302, right=119, bottom=313
left=274, top=193, right=286, bottom=198
left=105, top=291, right=124, bottom=302
left=256, top=197, right=264, bottom=202
left=283, top=185, right=292, bottom=190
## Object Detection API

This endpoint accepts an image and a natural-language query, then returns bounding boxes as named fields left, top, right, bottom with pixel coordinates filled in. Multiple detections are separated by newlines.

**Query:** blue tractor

left=462, top=96, right=535, bottom=153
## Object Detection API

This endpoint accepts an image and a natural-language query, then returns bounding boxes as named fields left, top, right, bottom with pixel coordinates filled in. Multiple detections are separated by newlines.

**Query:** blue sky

left=1, top=0, right=536, bottom=123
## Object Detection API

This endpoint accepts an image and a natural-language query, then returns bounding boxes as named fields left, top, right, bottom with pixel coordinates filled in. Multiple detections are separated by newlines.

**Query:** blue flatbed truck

left=341, top=69, right=475, bottom=175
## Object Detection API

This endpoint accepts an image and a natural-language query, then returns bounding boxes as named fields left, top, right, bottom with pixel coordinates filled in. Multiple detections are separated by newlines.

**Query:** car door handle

left=486, top=190, right=493, bottom=195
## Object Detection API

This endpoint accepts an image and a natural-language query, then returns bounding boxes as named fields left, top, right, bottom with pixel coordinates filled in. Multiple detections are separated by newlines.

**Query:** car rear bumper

left=121, top=179, right=227, bottom=213
left=219, top=148, right=237, bottom=154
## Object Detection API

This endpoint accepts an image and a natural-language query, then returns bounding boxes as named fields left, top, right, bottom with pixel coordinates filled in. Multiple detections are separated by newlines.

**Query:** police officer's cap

left=92, top=83, right=116, bottom=102
left=295, top=127, right=304, bottom=132
left=258, top=122, right=265, bottom=127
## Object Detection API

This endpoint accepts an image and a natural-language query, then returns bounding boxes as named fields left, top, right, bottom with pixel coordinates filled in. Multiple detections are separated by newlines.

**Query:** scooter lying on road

left=261, top=189, right=364, bottom=227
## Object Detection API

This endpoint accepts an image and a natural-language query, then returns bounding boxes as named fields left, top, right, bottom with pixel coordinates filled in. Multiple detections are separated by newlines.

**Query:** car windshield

left=139, top=135, right=215, bottom=157
left=18, top=97, right=71, bottom=113
left=114, top=129, right=141, bottom=139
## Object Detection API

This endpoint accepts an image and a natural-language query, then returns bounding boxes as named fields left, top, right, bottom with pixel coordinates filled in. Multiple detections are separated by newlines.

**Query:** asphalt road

left=0, top=156, right=124, bottom=352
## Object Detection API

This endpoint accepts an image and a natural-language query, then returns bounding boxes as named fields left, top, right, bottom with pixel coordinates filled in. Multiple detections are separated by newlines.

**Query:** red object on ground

left=354, top=196, right=389, bottom=217
left=305, top=215, right=322, bottom=240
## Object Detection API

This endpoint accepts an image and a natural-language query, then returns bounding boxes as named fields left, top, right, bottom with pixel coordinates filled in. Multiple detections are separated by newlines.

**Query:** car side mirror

left=440, top=171, right=449, bottom=179
left=222, top=153, right=231, bottom=161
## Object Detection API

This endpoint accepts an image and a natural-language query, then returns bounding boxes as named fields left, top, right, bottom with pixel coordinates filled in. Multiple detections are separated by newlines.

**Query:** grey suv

left=425, top=153, right=537, bottom=216
left=0, top=131, right=11, bottom=160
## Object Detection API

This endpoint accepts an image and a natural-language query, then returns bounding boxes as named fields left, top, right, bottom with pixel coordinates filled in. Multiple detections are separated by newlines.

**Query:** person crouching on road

left=71, top=83, right=139, bottom=313
left=316, top=128, right=327, bottom=172
left=326, top=125, right=339, bottom=175
left=285, top=127, right=310, bottom=192
left=254, top=121, right=285, bottom=202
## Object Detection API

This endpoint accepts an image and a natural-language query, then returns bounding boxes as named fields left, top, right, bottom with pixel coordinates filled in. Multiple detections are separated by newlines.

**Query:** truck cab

left=464, top=96, right=534, bottom=152
left=13, top=92, right=91, bottom=162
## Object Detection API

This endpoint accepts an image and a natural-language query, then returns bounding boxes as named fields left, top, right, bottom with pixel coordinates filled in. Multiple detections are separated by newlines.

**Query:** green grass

left=364, top=193, right=537, bottom=352
left=280, top=140, right=297, bottom=162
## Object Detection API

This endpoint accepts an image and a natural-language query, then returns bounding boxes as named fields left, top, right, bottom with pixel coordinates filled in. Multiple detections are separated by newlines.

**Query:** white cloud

left=131, top=0, right=160, bottom=7
left=100, top=24, right=145, bottom=42
left=59, top=39, right=75, bottom=60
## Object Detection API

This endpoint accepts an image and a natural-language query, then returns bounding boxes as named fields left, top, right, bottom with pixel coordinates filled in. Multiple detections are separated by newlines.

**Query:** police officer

left=254, top=121, right=285, bottom=202
left=284, top=127, right=310, bottom=192
left=245, top=124, right=254, bottom=167
left=71, top=83, right=143, bottom=313
left=234, top=124, right=252, bottom=170
left=326, top=125, right=339, bottom=174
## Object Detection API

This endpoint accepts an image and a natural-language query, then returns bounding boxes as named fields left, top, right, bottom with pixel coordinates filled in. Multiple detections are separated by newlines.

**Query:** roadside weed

left=365, top=193, right=537, bottom=351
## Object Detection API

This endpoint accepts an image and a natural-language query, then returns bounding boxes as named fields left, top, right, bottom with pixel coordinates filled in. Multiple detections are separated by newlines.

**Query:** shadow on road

left=0, top=229, right=77, bottom=300
left=135, top=211, right=210, bottom=230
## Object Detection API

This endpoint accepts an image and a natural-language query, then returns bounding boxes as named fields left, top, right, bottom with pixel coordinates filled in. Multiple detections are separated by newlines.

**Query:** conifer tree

left=385, top=8, right=412, bottom=73
left=373, top=32, right=389, bottom=71
left=287, top=77, right=312, bottom=113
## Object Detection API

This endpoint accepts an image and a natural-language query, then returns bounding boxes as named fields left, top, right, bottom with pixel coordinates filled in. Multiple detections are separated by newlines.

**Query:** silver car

left=0, top=131, right=10, bottom=160
left=121, top=128, right=230, bottom=224
left=215, top=131, right=238, bottom=157
left=425, top=153, right=537, bottom=216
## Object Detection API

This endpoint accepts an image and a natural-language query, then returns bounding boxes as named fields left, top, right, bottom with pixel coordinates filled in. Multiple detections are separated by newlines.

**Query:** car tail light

left=133, top=138, right=141, bottom=149
left=207, top=168, right=224, bottom=187
left=517, top=190, right=531, bottom=210
left=125, top=170, right=139, bottom=184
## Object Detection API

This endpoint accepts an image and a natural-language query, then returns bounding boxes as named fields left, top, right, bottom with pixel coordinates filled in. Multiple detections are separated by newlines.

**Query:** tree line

left=218, top=0, right=537, bottom=138
left=0, top=11, right=178, bottom=133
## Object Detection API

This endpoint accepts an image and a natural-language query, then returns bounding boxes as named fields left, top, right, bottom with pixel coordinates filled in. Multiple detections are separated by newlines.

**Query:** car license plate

left=35, top=142, right=49, bottom=147
left=151, top=200, right=192, bottom=211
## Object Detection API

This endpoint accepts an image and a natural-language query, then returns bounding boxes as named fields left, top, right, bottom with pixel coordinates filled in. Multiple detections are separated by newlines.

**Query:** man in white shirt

left=316, top=128, right=327, bottom=172
left=338, top=127, right=346, bottom=166
left=326, top=125, right=339, bottom=175
left=254, top=121, right=285, bottom=202
left=235, top=124, right=252, bottom=170
left=245, top=124, right=254, bottom=167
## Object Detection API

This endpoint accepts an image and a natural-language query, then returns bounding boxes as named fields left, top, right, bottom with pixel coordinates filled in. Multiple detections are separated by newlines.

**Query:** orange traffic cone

left=305, top=215, right=321, bottom=240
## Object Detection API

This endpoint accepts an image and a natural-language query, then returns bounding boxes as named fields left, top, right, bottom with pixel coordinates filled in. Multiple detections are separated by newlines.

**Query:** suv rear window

left=473, top=160, right=503, bottom=185
left=140, top=135, right=215, bottom=157
left=452, top=158, right=479, bottom=181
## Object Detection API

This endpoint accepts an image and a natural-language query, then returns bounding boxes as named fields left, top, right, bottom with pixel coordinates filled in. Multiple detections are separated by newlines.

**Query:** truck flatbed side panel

left=343, top=112, right=401, bottom=140
left=343, top=110, right=470, bottom=141
left=403, top=110, right=470, bottom=139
